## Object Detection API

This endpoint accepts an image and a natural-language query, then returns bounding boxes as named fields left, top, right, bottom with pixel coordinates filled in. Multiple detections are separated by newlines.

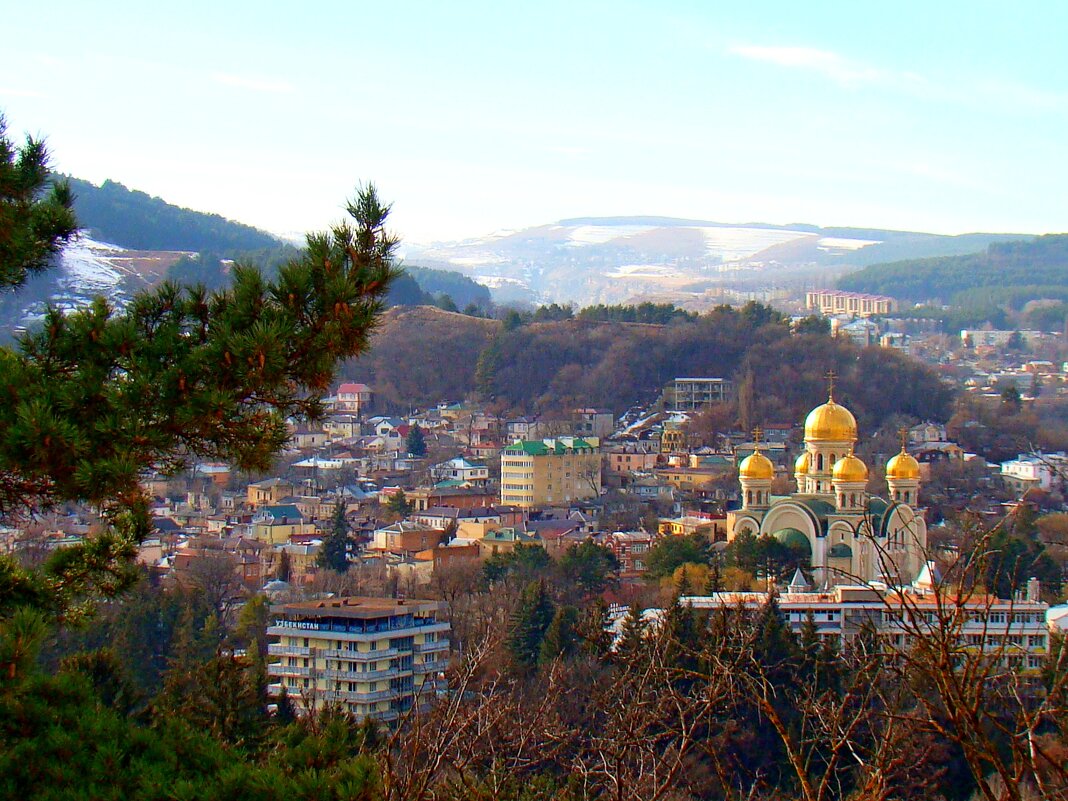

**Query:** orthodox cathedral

left=726, top=388, right=927, bottom=587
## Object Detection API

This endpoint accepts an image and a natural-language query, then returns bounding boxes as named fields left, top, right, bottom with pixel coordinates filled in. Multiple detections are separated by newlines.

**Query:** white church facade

left=726, top=391, right=927, bottom=587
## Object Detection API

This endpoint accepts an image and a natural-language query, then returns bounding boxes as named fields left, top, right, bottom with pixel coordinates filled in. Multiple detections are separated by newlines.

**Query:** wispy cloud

left=728, top=44, right=888, bottom=87
left=212, top=72, right=294, bottom=94
left=728, top=43, right=1065, bottom=113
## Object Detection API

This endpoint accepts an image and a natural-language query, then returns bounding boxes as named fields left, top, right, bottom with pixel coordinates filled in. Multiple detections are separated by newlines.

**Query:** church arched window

left=817, top=454, right=824, bottom=471
left=746, top=490, right=752, bottom=505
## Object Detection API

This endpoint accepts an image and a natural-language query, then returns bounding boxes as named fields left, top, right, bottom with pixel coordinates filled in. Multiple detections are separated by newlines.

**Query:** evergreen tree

left=704, top=559, right=723, bottom=594
left=506, top=580, right=555, bottom=671
left=386, top=488, right=412, bottom=517
left=556, top=540, right=619, bottom=595
left=318, top=500, right=352, bottom=573
left=0, top=116, right=78, bottom=289
left=0, top=170, right=400, bottom=624
left=406, top=423, right=427, bottom=457
left=538, top=605, right=579, bottom=665
left=614, top=602, right=647, bottom=660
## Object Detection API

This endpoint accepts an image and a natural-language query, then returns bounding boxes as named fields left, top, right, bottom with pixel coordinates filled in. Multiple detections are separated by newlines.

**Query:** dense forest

left=838, top=234, right=1068, bottom=306
left=347, top=302, right=955, bottom=428
left=62, top=175, right=282, bottom=252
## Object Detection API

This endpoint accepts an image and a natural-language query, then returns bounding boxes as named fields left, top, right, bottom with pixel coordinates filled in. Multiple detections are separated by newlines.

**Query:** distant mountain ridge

left=406, top=216, right=1026, bottom=307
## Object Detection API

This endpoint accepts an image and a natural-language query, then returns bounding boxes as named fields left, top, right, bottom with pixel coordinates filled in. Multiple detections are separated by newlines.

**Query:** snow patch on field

left=691, top=227, right=813, bottom=261
left=566, top=225, right=657, bottom=246
left=816, top=236, right=882, bottom=251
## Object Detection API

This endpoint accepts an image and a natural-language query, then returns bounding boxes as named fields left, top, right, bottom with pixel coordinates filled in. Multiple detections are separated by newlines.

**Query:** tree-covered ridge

left=61, top=175, right=282, bottom=252
left=353, top=302, right=955, bottom=427
left=837, top=234, right=1068, bottom=305
left=403, top=265, right=492, bottom=309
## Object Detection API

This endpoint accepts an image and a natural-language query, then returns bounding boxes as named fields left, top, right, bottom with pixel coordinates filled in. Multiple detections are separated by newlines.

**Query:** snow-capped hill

left=5, top=235, right=193, bottom=330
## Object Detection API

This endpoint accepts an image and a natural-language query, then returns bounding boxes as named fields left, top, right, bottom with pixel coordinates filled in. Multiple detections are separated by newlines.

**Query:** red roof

left=338, top=383, right=370, bottom=394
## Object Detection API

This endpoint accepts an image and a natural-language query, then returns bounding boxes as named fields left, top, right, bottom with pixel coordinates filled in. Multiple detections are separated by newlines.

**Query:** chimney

left=1027, top=577, right=1041, bottom=602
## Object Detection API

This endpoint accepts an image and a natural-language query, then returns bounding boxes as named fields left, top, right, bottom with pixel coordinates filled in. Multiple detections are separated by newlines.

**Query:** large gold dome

left=886, top=450, right=921, bottom=480
left=739, top=450, right=775, bottom=480
left=804, top=399, right=857, bottom=442
left=832, top=453, right=869, bottom=483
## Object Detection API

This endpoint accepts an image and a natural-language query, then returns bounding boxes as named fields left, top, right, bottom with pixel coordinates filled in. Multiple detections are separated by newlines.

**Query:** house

left=659, top=513, right=725, bottom=540
left=1001, top=452, right=1068, bottom=494
left=289, top=424, right=329, bottom=450
left=335, top=382, right=373, bottom=415
left=429, top=457, right=490, bottom=486
left=477, top=527, right=541, bottom=558
left=247, top=478, right=297, bottom=508
left=572, top=408, right=616, bottom=439
left=370, top=521, right=448, bottom=555
left=324, top=414, right=362, bottom=440
left=407, top=486, right=498, bottom=512
left=605, top=530, right=656, bottom=578
left=252, top=505, right=318, bottom=545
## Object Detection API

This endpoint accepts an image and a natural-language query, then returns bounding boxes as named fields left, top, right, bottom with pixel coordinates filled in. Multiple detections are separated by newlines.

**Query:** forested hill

left=347, top=304, right=955, bottom=430
left=837, top=234, right=1068, bottom=305
left=61, top=175, right=281, bottom=251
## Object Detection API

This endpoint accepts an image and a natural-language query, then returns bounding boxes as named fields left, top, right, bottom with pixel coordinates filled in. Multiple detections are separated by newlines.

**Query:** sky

left=2, top=1, right=1067, bottom=245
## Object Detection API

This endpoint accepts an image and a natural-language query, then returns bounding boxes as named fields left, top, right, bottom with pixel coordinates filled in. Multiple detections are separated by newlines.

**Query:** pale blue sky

left=3, top=1, right=1066, bottom=243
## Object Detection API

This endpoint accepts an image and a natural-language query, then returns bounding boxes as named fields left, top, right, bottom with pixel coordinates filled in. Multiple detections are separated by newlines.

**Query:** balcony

left=414, top=659, right=448, bottom=674
left=328, top=688, right=401, bottom=703
left=322, top=647, right=400, bottom=660
left=413, top=640, right=450, bottom=654
left=324, top=667, right=408, bottom=681
left=268, top=664, right=312, bottom=677
left=268, top=644, right=311, bottom=657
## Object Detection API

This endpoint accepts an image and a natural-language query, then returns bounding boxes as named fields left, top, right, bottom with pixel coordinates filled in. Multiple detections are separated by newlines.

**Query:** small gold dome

left=794, top=451, right=811, bottom=474
left=804, top=399, right=857, bottom=442
left=739, top=451, right=775, bottom=480
left=832, top=453, right=868, bottom=483
left=886, top=450, right=921, bottom=480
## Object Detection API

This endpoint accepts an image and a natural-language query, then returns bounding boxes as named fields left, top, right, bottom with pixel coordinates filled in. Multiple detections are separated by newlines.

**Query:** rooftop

left=278, top=596, right=442, bottom=619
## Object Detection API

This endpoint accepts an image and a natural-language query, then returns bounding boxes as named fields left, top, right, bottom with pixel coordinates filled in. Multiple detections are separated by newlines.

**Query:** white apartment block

left=268, top=597, right=450, bottom=722
left=679, top=581, right=1049, bottom=674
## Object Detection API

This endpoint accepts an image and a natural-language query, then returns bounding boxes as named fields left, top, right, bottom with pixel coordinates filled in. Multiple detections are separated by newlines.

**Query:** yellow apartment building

left=500, top=437, right=601, bottom=508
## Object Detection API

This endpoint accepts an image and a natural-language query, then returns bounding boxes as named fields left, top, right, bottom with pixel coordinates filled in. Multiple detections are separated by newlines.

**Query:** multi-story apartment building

left=680, top=581, right=1049, bottom=674
left=500, top=436, right=601, bottom=508
left=806, top=290, right=896, bottom=317
left=665, top=377, right=732, bottom=412
left=267, top=597, right=450, bottom=722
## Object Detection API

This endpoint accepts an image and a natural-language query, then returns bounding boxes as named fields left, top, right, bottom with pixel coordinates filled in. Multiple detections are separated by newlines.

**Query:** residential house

left=428, top=457, right=490, bottom=486
left=252, top=505, right=318, bottom=545
left=335, top=382, right=373, bottom=415
left=247, top=478, right=297, bottom=508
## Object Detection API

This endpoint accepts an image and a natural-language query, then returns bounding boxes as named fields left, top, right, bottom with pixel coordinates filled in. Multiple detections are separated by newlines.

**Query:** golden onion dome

left=804, top=399, right=857, bottom=442
left=886, top=449, right=921, bottom=480
left=739, top=450, right=775, bottom=480
left=794, top=450, right=811, bottom=474
left=832, top=453, right=868, bottom=483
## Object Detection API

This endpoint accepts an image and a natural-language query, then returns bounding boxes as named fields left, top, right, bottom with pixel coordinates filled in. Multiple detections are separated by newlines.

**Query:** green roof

left=773, top=527, right=812, bottom=553
left=504, top=438, right=595, bottom=456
